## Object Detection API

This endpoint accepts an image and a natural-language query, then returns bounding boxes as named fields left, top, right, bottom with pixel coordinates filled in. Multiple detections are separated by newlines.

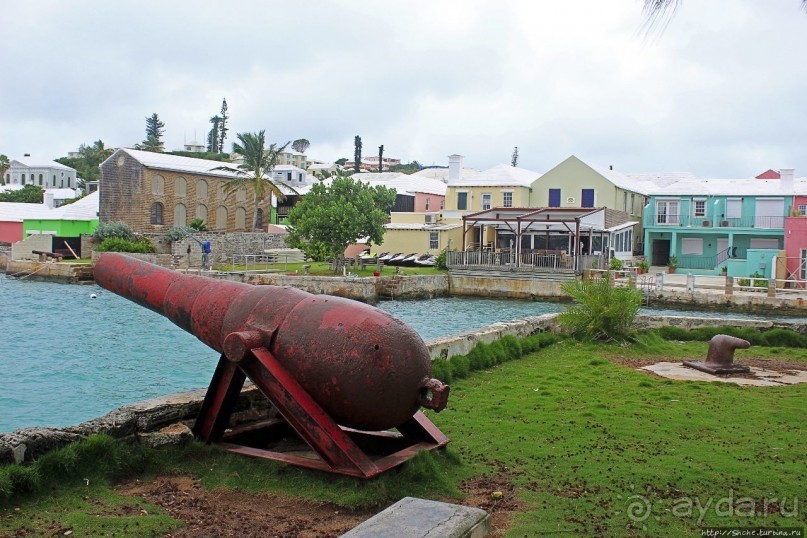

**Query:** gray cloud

left=1, top=0, right=805, bottom=178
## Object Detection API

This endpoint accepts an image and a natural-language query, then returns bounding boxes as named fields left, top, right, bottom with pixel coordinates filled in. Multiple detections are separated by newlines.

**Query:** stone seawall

left=5, top=260, right=94, bottom=283
left=4, top=312, right=804, bottom=465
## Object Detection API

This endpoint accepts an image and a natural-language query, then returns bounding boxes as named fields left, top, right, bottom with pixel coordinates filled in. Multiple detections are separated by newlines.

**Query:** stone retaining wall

left=449, top=270, right=569, bottom=299
left=5, top=260, right=94, bottom=283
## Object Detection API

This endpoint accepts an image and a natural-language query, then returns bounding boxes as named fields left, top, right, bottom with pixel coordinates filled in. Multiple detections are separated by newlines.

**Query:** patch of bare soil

left=117, top=476, right=374, bottom=537
left=117, top=470, right=521, bottom=537
left=457, top=466, right=521, bottom=537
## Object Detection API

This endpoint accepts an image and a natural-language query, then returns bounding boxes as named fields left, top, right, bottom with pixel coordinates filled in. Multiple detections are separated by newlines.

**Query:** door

left=652, top=239, right=670, bottom=266
left=717, top=238, right=729, bottom=258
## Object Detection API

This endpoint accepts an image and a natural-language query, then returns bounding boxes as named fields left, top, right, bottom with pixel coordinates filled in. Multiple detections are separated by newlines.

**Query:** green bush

left=431, top=359, right=452, bottom=384
left=558, top=278, right=643, bottom=342
left=165, top=227, right=187, bottom=241
left=93, top=221, right=136, bottom=242
left=95, top=237, right=156, bottom=253
left=435, top=249, right=448, bottom=271
left=761, top=328, right=807, bottom=348
left=188, top=218, right=208, bottom=231
left=609, top=257, right=623, bottom=270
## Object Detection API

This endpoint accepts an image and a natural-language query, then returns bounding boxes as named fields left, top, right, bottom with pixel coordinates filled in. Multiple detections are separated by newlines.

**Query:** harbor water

left=1, top=274, right=803, bottom=433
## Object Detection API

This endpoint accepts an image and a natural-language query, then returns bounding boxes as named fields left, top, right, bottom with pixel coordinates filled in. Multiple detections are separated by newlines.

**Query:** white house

left=4, top=157, right=77, bottom=189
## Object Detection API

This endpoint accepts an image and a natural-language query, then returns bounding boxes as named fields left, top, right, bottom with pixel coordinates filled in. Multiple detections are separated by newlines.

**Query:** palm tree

left=0, top=155, right=9, bottom=186
left=217, top=131, right=290, bottom=231
left=644, top=0, right=807, bottom=30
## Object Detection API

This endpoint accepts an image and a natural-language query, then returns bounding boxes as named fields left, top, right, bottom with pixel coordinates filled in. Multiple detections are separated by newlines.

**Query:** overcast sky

left=2, top=0, right=805, bottom=178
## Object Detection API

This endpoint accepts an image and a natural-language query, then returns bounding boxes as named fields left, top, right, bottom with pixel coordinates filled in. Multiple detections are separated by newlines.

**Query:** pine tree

left=217, top=99, right=228, bottom=153
left=378, top=145, right=384, bottom=172
left=354, top=135, right=362, bottom=174
left=292, top=139, right=310, bottom=154
left=135, top=113, right=165, bottom=152
left=511, top=146, right=519, bottom=167
left=207, top=116, right=221, bottom=153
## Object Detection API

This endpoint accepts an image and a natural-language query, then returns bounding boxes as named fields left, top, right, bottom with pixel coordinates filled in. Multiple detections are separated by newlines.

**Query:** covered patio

left=448, top=207, right=627, bottom=274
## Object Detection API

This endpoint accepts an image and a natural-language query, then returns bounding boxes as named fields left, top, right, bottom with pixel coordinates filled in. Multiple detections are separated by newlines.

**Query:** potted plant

left=637, top=260, right=650, bottom=275
left=721, top=265, right=727, bottom=276
left=667, top=255, right=678, bottom=274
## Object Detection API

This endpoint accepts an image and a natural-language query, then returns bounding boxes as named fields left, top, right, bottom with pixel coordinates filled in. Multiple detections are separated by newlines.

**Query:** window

left=176, top=177, right=187, bottom=197
left=197, top=179, right=208, bottom=199
left=152, top=175, right=165, bottom=195
left=235, top=207, right=246, bottom=230
left=425, top=198, right=430, bottom=210
left=656, top=199, right=680, bottom=225
left=196, top=203, right=208, bottom=223
left=216, top=206, right=228, bottom=229
left=581, top=189, right=595, bottom=208
left=481, top=193, right=491, bottom=210
left=440, top=199, right=445, bottom=210
left=682, top=238, right=703, bottom=255
left=150, top=202, right=164, bottom=225
left=39, top=174, right=43, bottom=186
left=726, top=198, right=742, bottom=218
left=548, top=189, right=561, bottom=207
left=429, top=232, right=439, bottom=250
left=457, top=191, right=468, bottom=210
left=694, top=199, right=706, bottom=218
left=631, top=193, right=635, bottom=214
left=174, top=203, right=187, bottom=226
left=799, top=204, right=807, bottom=216
left=802, top=249, right=807, bottom=280
left=623, top=192, right=628, bottom=212
left=287, top=172, right=292, bottom=182
left=502, top=191, right=513, bottom=208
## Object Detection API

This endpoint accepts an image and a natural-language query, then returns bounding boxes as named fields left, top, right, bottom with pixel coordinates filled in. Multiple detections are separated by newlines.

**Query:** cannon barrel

left=94, top=252, right=448, bottom=431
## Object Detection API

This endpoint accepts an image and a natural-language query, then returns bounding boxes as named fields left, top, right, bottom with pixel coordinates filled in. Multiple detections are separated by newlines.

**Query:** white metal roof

left=384, top=223, right=461, bottom=231
left=411, top=167, right=479, bottom=182
left=108, top=148, right=242, bottom=179
left=648, top=177, right=807, bottom=196
left=0, top=202, right=53, bottom=222
left=11, top=157, right=75, bottom=171
left=52, top=191, right=99, bottom=220
left=0, top=191, right=100, bottom=222
left=448, top=164, right=540, bottom=187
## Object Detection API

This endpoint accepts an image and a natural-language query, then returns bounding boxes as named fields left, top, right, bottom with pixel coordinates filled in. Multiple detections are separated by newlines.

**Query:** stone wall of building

left=99, top=151, right=261, bottom=235
left=172, top=232, right=290, bottom=267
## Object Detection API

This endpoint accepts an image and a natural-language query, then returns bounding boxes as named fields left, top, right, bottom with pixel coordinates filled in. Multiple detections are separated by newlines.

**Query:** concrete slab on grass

left=641, top=362, right=807, bottom=386
left=342, top=496, right=490, bottom=538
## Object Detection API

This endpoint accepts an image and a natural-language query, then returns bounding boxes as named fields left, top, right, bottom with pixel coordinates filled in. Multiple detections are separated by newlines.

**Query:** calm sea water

left=1, top=274, right=802, bottom=432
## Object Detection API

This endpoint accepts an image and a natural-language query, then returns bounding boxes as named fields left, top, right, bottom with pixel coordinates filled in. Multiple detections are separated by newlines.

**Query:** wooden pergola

left=461, top=207, right=609, bottom=267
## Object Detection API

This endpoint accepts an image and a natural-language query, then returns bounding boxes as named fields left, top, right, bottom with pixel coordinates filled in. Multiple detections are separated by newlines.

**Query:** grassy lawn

left=214, top=260, right=444, bottom=277
left=2, top=336, right=805, bottom=536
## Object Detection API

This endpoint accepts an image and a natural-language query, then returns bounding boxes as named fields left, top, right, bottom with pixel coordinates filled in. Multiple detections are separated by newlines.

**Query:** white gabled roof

left=47, top=188, right=80, bottom=199
left=274, top=165, right=306, bottom=173
left=109, top=148, right=241, bottom=179
left=0, top=191, right=100, bottom=223
left=352, top=172, right=405, bottom=182
left=448, top=164, right=539, bottom=188
left=52, top=191, right=99, bottom=220
left=381, top=175, right=447, bottom=196
left=648, top=177, right=807, bottom=197
left=411, top=167, right=479, bottom=182
left=11, top=157, right=75, bottom=171
left=0, top=202, right=53, bottom=222
left=384, top=223, right=461, bottom=231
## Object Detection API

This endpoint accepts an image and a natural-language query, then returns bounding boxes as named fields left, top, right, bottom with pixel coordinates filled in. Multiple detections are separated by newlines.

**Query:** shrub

left=558, top=278, right=643, bottom=342
left=431, top=359, right=452, bottom=384
left=188, top=218, right=208, bottom=231
left=165, top=227, right=187, bottom=241
left=761, top=328, right=807, bottom=348
left=95, top=237, right=156, bottom=253
left=435, top=249, right=448, bottom=271
left=93, top=221, right=136, bottom=242
left=609, top=257, right=623, bottom=271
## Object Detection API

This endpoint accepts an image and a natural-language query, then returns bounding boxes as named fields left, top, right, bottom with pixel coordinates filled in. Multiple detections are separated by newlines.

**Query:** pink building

left=783, top=195, right=807, bottom=283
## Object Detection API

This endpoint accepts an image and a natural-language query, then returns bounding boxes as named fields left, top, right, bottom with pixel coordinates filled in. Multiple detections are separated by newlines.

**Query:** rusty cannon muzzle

left=94, top=252, right=450, bottom=478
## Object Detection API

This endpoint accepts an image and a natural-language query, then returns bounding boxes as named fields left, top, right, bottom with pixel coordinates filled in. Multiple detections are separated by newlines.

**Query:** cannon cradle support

left=193, top=331, right=449, bottom=478
left=93, top=253, right=450, bottom=478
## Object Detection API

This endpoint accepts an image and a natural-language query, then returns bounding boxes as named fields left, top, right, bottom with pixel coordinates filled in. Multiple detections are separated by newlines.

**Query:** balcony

left=645, top=214, right=785, bottom=230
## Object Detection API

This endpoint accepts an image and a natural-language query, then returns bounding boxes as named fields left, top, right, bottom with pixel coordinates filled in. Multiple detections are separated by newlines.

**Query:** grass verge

left=2, top=329, right=806, bottom=536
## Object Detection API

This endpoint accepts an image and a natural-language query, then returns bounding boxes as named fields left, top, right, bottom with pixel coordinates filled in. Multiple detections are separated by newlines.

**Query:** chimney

left=448, top=154, right=463, bottom=182
left=24, top=153, right=30, bottom=157
left=780, top=168, right=795, bottom=191
left=44, top=192, right=55, bottom=209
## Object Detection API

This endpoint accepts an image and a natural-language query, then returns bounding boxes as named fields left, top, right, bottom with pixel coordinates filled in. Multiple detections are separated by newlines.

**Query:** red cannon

left=94, top=252, right=450, bottom=478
